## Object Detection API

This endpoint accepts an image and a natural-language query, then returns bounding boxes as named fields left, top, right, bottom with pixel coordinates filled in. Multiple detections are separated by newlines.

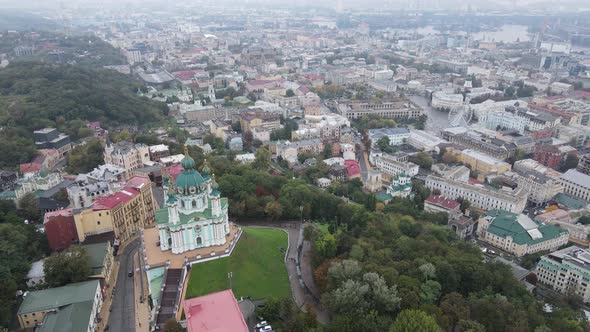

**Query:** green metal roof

left=554, top=193, right=587, bottom=210
left=18, top=280, right=99, bottom=315
left=174, top=169, right=205, bottom=192
left=0, top=191, right=15, bottom=199
left=376, top=192, right=393, bottom=201
left=485, top=210, right=568, bottom=246
left=38, top=300, right=94, bottom=332
left=81, top=242, right=109, bottom=276
left=156, top=198, right=228, bottom=227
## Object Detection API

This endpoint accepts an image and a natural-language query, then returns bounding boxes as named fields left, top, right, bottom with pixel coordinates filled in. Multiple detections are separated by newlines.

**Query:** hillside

left=0, top=62, right=168, bottom=169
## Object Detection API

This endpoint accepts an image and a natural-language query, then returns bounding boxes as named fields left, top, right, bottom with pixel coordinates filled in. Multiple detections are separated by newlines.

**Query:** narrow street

left=107, top=237, right=141, bottom=332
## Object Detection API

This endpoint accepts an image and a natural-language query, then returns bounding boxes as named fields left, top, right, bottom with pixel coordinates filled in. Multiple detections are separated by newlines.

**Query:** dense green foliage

left=256, top=297, right=318, bottom=332
left=66, top=139, right=104, bottom=174
left=0, top=62, right=167, bottom=168
left=207, top=154, right=589, bottom=331
left=44, top=245, right=91, bottom=287
left=0, top=201, right=47, bottom=328
left=0, top=32, right=125, bottom=67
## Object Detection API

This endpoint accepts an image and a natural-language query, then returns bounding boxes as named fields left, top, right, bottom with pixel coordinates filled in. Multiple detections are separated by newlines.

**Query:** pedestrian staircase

left=156, top=268, right=182, bottom=329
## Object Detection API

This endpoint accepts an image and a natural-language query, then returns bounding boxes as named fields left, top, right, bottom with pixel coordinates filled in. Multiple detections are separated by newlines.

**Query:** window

left=197, top=237, right=202, bottom=245
left=97, top=221, right=101, bottom=225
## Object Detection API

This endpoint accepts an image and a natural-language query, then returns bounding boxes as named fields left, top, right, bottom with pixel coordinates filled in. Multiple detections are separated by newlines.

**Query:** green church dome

left=175, top=145, right=204, bottom=194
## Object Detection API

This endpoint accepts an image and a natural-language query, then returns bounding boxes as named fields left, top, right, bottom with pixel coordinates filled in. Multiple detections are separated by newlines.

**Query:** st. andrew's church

left=156, top=146, right=229, bottom=254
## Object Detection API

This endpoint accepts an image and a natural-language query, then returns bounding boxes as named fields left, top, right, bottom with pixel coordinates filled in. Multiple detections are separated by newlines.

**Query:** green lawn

left=185, top=227, right=291, bottom=300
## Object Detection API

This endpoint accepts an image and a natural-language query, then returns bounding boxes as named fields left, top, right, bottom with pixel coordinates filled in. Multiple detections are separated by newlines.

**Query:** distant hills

left=0, top=10, right=59, bottom=31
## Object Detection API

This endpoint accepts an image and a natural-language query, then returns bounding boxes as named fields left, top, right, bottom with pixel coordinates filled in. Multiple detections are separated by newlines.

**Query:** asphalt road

left=357, top=139, right=370, bottom=182
left=107, top=237, right=140, bottom=332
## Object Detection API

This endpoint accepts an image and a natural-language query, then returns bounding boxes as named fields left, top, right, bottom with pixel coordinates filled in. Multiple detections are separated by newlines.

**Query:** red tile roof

left=468, top=178, right=484, bottom=185
left=172, top=70, right=205, bottom=81
left=298, top=86, right=310, bottom=94
left=93, top=187, right=139, bottom=210
left=344, top=160, right=361, bottom=177
left=125, top=176, right=150, bottom=190
left=43, top=208, right=74, bottom=224
left=20, top=162, right=41, bottom=174
left=166, top=163, right=184, bottom=181
left=184, top=290, right=248, bottom=332
left=425, top=195, right=460, bottom=210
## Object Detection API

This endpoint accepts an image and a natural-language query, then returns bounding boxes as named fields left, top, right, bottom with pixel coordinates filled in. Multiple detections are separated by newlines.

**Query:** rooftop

left=82, top=242, right=110, bottom=276
left=425, top=195, right=460, bottom=210
left=484, top=210, right=568, bottom=246
left=18, top=280, right=99, bottom=315
left=561, top=169, right=590, bottom=188
left=184, top=289, right=249, bottom=332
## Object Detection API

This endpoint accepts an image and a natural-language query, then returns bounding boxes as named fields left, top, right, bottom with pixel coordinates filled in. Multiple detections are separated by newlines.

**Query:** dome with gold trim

left=174, top=145, right=205, bottom=194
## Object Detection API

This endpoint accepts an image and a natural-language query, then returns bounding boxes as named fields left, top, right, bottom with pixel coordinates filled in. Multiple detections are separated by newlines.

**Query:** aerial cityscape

left=3, top=1, right=590, bottom=331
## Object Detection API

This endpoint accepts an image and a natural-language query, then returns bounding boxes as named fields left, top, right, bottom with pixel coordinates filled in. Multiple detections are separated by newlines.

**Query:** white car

left=256, top=321, right=268, bottom=328
left=259, top=326, right=272, bottom=332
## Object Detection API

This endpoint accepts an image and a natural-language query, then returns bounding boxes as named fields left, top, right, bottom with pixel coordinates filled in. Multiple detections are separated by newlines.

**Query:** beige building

left=239, top=110, right=281, bottom=133
left=17, top=280, right=102, bottom=330
left=458, top=149, right=512, bottom=175
left=103, top=141, right=150, bottom=177
left=425, top=175, right=528, bottom=213
left=511, top=159, right=563, bottom=206
left=74, top=176, right=155, bottom=242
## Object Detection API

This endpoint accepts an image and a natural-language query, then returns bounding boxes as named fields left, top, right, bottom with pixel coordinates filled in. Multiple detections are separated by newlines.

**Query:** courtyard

left=184, top=227, right=291, bottom=300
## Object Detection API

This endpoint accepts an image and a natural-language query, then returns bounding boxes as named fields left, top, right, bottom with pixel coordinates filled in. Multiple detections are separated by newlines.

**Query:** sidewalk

left=134, top=252, right=151, bottom=332
left=97, top=260, right=120, bottom=332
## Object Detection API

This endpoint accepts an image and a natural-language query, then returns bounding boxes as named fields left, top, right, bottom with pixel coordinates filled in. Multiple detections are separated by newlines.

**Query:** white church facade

left=156, top=147, right=230, bottom=254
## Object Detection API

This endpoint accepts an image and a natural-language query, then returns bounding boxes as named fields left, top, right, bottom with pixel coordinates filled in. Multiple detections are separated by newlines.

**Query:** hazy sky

left=0, top=0, right=585, bottom=11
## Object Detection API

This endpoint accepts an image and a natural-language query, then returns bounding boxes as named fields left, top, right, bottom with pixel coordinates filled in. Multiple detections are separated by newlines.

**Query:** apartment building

left=560, top=169, right=590, bottom=202
left=103, top=141, right=150, bottom=177
left=74, top=176, right=155, bottom=242
left=536, top=246, right=590, bottom=302
left=425, top=175, right=528, bottom=213
left=445, top=130, right=516, bottom=160
left=375, top=154, right=419, bottom=178
left=368, top=127, right=410, bottom=147
left=431, top=91, right=464, bottom=110
left=458, top=149, right=512, bottom=175
left=239, top=110, right=281, bottom=133
left=511, top=159, right=563, bottom=205
left=477, top=210, right=569, bottom=257
left=336, top=98, right=423, bottom=119
left=17, top=280, right=102, bottom=331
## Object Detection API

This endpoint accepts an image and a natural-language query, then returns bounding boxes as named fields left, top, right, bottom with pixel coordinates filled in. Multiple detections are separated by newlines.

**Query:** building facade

left=74, top=176, right=155, bottom=242
left=425, top=175, right=528, bottom=213
left=477, top=210, right=569, bottom=257
left=536, top=246, right=590, bottom=303
left=337, top=99, right=423, bottom=119
left=44, top=209, right=78, bottom=251
left=103, top=141, right=150, bottom=177
left=17, top=280, right=102, bottom=331
left=375, top=155, right=419, bottom=178
left=512, top=159, right=563, bottom=205
left=156, top=150, right=229, bottom=254
left=560, top=169, right=590, bottom=202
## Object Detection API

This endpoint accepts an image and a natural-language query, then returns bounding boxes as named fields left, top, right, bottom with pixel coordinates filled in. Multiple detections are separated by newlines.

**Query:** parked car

left=259, top=326, right=272, bottom=332
left=256, top=321, right=268, bottom=328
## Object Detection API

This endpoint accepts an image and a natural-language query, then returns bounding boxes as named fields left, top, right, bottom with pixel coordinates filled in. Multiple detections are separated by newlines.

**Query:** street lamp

left=228, top=272, right=233, bottom=290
